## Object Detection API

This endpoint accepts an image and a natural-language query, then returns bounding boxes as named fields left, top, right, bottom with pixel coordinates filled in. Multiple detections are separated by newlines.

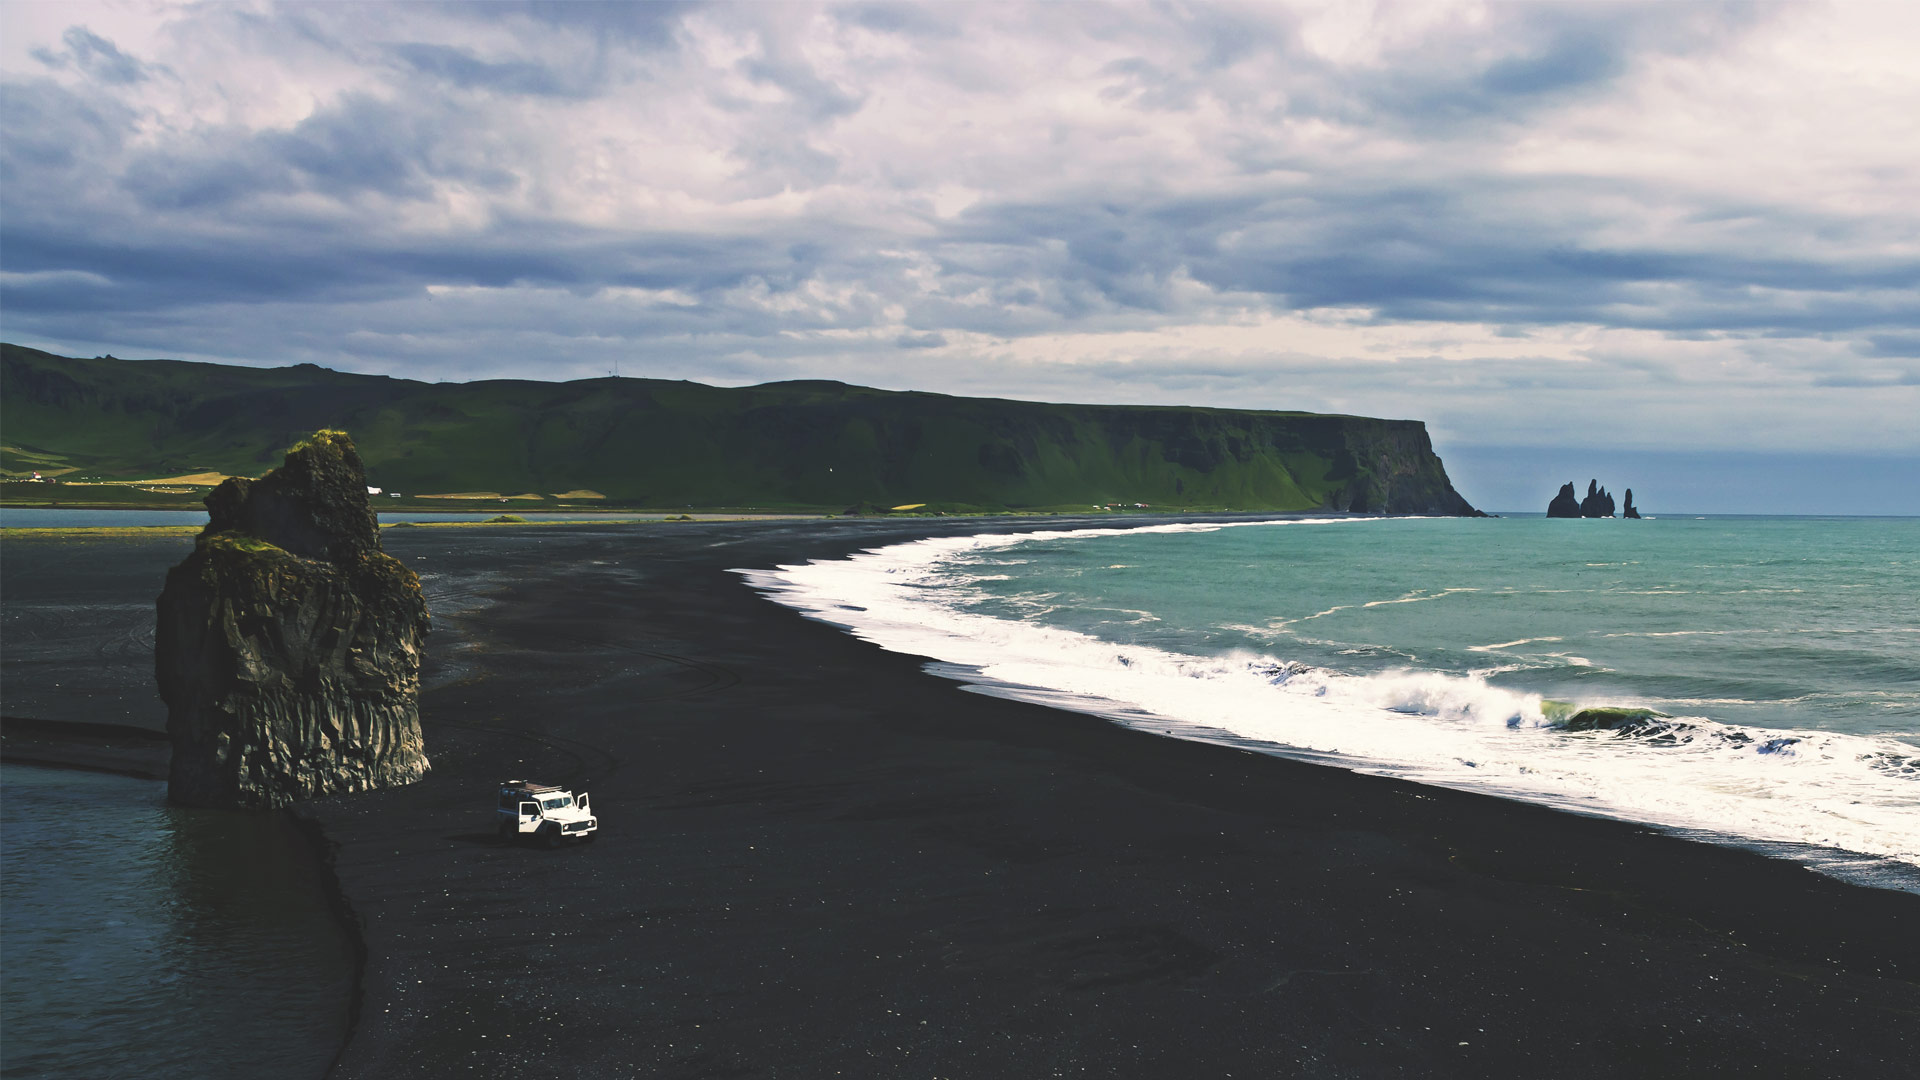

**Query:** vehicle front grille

left=564, top=821, right=592, bottom=832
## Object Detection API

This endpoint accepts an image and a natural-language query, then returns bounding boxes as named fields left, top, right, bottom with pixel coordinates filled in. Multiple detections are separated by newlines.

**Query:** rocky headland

left=155, top=430, right=430, bottom=808
left=3, top=344, right=1482, bottom=517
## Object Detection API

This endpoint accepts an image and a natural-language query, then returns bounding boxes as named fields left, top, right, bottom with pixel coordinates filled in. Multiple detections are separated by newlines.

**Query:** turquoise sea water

left=750, top=516, right=1920, bottom=889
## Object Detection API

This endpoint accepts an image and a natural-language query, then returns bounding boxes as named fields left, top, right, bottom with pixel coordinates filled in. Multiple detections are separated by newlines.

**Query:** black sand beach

left=5, top=517, right=1917, bottom=1078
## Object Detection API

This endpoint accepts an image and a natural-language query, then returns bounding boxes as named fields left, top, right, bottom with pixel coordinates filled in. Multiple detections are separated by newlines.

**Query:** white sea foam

left=1468, top=636, right=1564, bottom=652
left=738, top=521, right=1920, bottom=886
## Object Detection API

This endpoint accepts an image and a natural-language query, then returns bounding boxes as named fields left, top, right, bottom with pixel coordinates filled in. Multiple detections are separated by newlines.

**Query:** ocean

left=745, top=515, right=1920, bottom=891
left=0, top=764, right=354, bottom=1079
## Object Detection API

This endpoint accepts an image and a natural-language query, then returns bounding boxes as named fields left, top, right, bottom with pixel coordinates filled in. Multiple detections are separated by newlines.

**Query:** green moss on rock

left=157, top=429, right=429, bottom=809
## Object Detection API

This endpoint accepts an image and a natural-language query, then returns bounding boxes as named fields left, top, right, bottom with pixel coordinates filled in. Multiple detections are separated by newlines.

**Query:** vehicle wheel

left=498, top=820, right=518, bottom=843
left=538, top=823, right=561, bottom=849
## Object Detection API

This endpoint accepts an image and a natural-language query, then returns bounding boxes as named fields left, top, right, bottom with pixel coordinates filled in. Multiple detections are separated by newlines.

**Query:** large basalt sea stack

left=156, top=430, right=429, bottom=808
left=1580, top=479, right=1617, bottom=518
left=1547, top=482, right=1581, bottom=518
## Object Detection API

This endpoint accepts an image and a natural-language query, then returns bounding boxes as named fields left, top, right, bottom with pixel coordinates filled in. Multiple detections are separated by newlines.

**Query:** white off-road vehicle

left=497, top=780, right=598, bottom=847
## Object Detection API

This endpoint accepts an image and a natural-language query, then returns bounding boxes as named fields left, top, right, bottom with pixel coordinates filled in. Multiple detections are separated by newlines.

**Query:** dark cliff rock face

left=1316, top=419, right=1483, bottom=516
left=1623, top=489, right=1641, bottom=519
left=156, top=431, right=429, bottom=808
left=1580, top=479, right=1616, bottom=518
left=1548, top=482, right=1581, bottom=518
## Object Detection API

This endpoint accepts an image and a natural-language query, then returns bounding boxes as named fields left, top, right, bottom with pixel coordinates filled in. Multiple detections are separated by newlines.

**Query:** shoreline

left=0, top=716, right=171, bottom=780
left=739, top=518, right=1920, bottom=894
left=285, top=807, right=372, bottom=1080
left=5, top=517, right=1917, bottom=1076
left=332, top=516, right=1916, bottom=1077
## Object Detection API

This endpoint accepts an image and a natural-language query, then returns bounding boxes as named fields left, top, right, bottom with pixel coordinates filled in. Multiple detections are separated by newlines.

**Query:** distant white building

left=366, top=486, right=383, bottom=495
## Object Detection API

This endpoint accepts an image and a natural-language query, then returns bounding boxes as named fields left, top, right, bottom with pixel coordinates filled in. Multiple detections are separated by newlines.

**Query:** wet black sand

left=5, top=518, right=1918, bottom=1078
left=0, top=716, right=169, bottom=779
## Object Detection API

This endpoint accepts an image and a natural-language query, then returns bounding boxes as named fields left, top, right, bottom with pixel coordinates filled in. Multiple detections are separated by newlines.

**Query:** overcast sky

left=3, top=1, right=1917, bottom=473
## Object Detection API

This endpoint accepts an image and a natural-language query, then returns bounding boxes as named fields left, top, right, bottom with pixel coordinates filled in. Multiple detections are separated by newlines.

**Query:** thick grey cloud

left=1, top=0, right=1915, bottom=456
left=31, top=25, right=155, bottom=85
left=390, top=43, right=584, bottom=98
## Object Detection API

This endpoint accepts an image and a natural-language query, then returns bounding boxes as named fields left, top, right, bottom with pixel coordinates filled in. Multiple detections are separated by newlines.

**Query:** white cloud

left=2, top=0, right=1916, bottom=454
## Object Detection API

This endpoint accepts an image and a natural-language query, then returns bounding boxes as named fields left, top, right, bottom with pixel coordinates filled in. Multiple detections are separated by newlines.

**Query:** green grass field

left=2, top=344, right=1477, bottom=515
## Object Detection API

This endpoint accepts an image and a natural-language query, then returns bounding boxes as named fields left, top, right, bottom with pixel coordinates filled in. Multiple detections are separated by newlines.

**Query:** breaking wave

left=739, top=521, right=1920, bottom=890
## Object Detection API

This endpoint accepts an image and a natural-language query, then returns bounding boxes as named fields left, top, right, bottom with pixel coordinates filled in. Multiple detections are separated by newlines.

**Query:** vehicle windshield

left=540, top=796, right=573, bottom=811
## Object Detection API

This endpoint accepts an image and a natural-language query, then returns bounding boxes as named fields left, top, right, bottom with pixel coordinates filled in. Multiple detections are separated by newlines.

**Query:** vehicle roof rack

left=501, top=780, right=562, bottom=794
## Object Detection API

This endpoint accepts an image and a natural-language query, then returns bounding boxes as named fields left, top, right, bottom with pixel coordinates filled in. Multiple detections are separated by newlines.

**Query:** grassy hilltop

left=1, top=344, right=1477, bottom=515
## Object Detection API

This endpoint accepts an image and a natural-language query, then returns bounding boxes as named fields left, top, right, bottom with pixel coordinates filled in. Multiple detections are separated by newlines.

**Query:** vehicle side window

left=521, top=801, right=539, bottom=816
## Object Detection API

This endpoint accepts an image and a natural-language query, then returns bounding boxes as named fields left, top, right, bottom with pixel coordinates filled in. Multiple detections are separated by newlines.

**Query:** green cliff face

left=2, top=344, right=1478, bottom=514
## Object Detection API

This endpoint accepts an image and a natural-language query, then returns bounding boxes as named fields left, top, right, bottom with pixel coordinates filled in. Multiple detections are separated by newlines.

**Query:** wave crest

left=738, top=521, right=1920, bottom=888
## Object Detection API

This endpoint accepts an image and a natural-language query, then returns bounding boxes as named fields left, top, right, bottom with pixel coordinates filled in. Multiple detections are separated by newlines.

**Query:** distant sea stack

left=1547, top=483, right=1582, bottom=518
left=155, top=430, right=430, bottom=808
left=1623, top=489, right=1641, bottom=519
left=1580, top=479, right=1616, bottom=518
left=1548, top=479, right=1636, bottom=519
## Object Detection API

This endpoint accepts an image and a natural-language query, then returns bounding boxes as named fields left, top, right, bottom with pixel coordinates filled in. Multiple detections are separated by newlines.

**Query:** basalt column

left=156, top=430, right=429, bottom=808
